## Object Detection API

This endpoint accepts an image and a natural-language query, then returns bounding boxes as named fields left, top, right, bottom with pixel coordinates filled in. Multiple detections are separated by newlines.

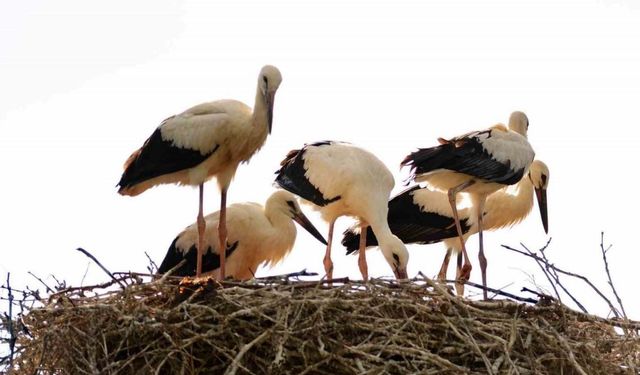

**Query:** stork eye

left=262, top=75, right=268, bottom=85
left=392, top=253, right=400, bottom=264
left=540, top=174, right=548, bottom=187
left=286, top=200, right=297, bottom=210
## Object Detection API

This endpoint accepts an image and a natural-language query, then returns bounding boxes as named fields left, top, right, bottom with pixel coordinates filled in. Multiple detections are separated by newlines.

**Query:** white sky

left=1, top=0, right=639, bottom=320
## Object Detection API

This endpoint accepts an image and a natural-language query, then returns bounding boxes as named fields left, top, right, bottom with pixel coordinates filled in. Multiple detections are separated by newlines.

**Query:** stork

left=275, top=141, right=409, bottom=281
left=400, top=111, right=535, bottom=299
left=157, top=190, right=327, bottom=279
left=117, top=65, right=282, bottom=279
left=343, top=159, right=549, bottom=295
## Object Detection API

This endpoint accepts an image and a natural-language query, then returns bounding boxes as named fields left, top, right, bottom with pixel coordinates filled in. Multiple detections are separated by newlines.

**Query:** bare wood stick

left=27, top=271, right=54, bottom=294
left=502, top=244, right=618, bottom=316
left=144, top=251, right=159, bottom=274
left=599, top=232, right=628, bottom=319
left=6, top=273, right=15, bottom=369
left=75, top=248, right=126, bottom=289
left=522, top=238, right=562, bottom=301
left=446, top=279, right=538, bottom=304
left=520, top=242, right=587, bottom=313
left=224, top=330, right=270, bottom=375
left=521, top=287, right=557, bottom=302
left=260, top=269, right=319, bottom=280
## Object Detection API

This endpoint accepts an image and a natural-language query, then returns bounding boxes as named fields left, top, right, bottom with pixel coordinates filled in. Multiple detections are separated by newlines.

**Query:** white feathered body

left=172, top=200, right=297, bottom=280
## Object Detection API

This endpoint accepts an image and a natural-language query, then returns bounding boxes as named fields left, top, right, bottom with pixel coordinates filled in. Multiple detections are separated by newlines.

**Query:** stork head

left=266, top=190, right=327, bottom=245
left=258, top=65, right=283, bottom=134
left=528, top=160, right=549, bottom=234
left=379, top=235, right=409, bottom=280
left=508, top=111, right=529, bottom=137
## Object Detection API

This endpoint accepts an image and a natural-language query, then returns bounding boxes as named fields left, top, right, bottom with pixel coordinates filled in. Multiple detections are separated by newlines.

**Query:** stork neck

left=252, top=87, right=269, bottom=129
left=482, top=178, right=534, bottom=230
left=368, top=218, right=395, bottom=249
left=265, top=207, right=290, bottom=229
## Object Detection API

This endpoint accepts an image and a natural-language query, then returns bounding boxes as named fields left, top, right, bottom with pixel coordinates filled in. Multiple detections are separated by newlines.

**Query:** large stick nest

left=10, top=275, right=640, bottom=374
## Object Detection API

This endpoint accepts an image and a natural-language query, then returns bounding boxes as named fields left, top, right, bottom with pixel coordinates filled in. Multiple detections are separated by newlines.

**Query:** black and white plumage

left=275, top=141, right=409, bottom=281
left=342, top=185, right=470, bottom=250
left=343, top=159, right=549, bottom=295
left=157, top=190, right=326, bottom=279
left=400, top=111, right=535, bottom=299
left=118, top=65, right=282, bottom=279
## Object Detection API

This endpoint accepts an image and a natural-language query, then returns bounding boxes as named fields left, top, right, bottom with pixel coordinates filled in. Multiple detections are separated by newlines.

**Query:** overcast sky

left=1, top=0, right=639, bottom=320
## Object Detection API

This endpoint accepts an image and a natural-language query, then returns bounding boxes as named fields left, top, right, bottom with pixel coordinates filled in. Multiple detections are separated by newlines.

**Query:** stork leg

left=195, top=184, right=206, bottom=277
left=454, top=251, right=465, bottom=296
left=437, top=248, right=453, bottom=282
left=323, top=220, right=335, bottom=281
left=447, top=180, right=475, bottom=284
left=358, top=223, right=369, bottom=281
left=477, top=197, right=488, bottom=300
left=217, top=187, right=228, bottom=281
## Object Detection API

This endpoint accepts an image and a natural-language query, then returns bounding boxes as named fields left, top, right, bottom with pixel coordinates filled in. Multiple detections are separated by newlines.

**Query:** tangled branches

left=5, top=273, right=639, bottom=374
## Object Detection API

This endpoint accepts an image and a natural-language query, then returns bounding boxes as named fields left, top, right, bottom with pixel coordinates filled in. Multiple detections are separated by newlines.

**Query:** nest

left=9, top=274, right=640, bottom=374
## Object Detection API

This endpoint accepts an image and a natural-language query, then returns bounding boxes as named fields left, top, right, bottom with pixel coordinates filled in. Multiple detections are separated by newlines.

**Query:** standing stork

left=400, top=111, right=535, bottom=299
left=157, top=190, right=327, bottom=279
left=343, top=160, right=549, bottom=295
left=275, top=141, right=409, bottom=281
left=117, top=65, right=282, bottom=279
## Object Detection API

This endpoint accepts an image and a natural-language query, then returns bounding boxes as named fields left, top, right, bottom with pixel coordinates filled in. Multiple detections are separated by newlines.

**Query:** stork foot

left=323, top=256, right=334, bottom=281
left=459, top=263, right=471, bottom=280
left=456, top=263, right=472, bottom=292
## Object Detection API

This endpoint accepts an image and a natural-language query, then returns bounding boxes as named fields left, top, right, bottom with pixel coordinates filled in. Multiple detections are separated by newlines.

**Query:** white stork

left=343, top=159, right=549, bottom=296
left=157, top=190, right=327, bottom=279
left=400, top=111, right=535, bottom=299
left=117, top=65, right=282, bottom=279
left=275, top=141, right=409, bottom=281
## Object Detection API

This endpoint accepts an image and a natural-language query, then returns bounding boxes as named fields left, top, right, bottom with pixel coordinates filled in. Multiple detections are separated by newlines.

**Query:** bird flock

left=117, top=65, right=549, bottom=298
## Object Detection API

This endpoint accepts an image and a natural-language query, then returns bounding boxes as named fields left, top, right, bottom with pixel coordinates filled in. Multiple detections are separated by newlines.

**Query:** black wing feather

left=117, top=127, right=218, bottom=189
left=342, top=186, right=470, bottom=254
left=157, top=237, right=239, bottom=277
left=274, top=141, right=340, bottom=206
left=401, top=132, right=524, bottom=185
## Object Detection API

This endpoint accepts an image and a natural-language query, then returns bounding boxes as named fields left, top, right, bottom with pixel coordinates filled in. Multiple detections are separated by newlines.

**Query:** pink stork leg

left=217, top=187, right=228, bottom=280
left=476, top=197, right=488, bottom=300
left=323, top=219, right=336, bottom=281
left=437, top=248, right=453, bottom=281
left=358, top=223, right=369, bottom=281
left=447, top=180, right=475, bottom=287
left=196, top=184, right=206, bottom=277
left=454, top=251, right=465, bottom=296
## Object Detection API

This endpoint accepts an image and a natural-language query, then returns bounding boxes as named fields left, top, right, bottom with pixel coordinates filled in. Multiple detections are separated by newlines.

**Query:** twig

left=523, top=238, right=562, bottom=301
left=224, top=330, right=270, bottom=375
left=5, top=273, right=16, bottom=369
left=144, top=251, right=159, bottom=274
left=521, top=242, right=586, bottom=313
left=75, top=248, right=126, bottom=289
left=27, top=271, right=54, bottom=294
left=448, top=280, right=538, bottom=304
left=599, top=232, right=628, bottom=319
left=260, top=269, right=319, bottom=280
left=521, top=287, right=557, bottom=302
left=502, top=244, right=621, bottom=316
